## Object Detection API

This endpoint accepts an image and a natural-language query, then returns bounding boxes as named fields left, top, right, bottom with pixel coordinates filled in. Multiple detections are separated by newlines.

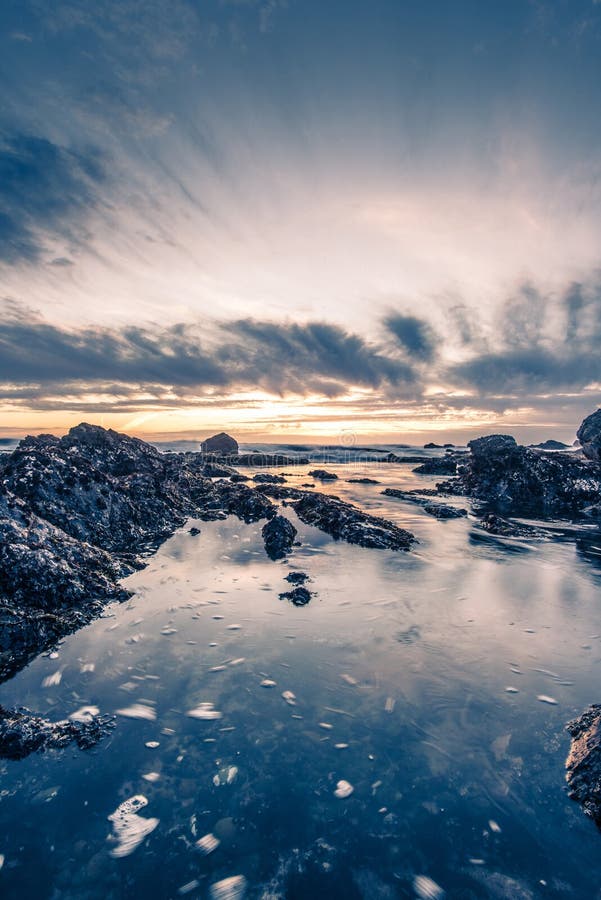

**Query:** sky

left=1, top=0, right=601, bottom=444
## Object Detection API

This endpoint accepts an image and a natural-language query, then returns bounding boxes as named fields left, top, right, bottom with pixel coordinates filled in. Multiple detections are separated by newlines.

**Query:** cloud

left=0, top=134, right=106, bottom=263
left=384, top=313, right=439, bottom=362
left=0, top=303, right=419, bottom=410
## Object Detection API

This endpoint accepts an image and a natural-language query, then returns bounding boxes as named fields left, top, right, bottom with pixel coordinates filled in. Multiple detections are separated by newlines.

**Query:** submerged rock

left=565, top=705, right=601, bottom=828
left=413, top=456, right=458, bottom=476
left=284, top=571, right=309, bottom=585
left=262, top=515, right=298, bottom=560
left=577, top=408, right=601, bottom=463
left=382, top=488, right=466, bottom=519
left=346, top=477, right=380, bottom=484
left=279, top=586, right=312, bottom=606
left=253, top=473, right=286, bottom=484
left=0, top=704, right=114, bottom=760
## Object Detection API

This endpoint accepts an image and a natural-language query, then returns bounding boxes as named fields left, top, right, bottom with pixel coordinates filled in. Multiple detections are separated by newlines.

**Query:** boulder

left=577, top=409, right=601, bottom=462
left=279, top=586, right=312, bottom=606
left=200, top=432, right=239, bottom=455
left=308, top=469, right=338, bottom=480
left=262, top=515, right=297, bottom=560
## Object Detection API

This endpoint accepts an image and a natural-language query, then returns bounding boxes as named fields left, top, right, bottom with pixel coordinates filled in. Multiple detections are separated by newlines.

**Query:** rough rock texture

left=200, top=432, right=239, bottom=455
left=308, top=469, right=338, bottom=480
left=530, top=439, right=569, bottom=451
left=413, top=456, right=458, bottom=476
left=279, top=586, right=312, bottom=606
left=475, top=513, right=551, bottom=539
left=253, top=473, right=286, bottom=484
left=577, top=409, right=601, bottom=463
left=566, top=705, right=601, bottom=828
left=289, top=490, right=415, bottom=551
left=0, top=705, right=114, bottom=760
left=284, top=572, right=309, bottom=585
left=262, top=515, right=298, bottom=560
left=346, top=477, right=380, bottom=484
left=381, top=489, right=466, bottom=519
left=438, top=432, right=601, bottom=518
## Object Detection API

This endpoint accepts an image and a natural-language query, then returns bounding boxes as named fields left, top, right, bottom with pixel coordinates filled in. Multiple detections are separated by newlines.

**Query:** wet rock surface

left=413, top=456, right=459, bottom=476
left=262, top=514, right=298, bottom=560
left=437, top=431, right=601, bottom=518
left=577, top=408, right=601, bottom=463
left=308, top=469, right=338, bottom=480
left=279, top=586, right=312, bottom=606
left=346, top=477, right=380, bottom=484
left=284, top=571, right=309, bottom=585
left=565, top=705, right=601, bottom=828
left=382, top=488, right=467, bottom=519
left=0, top=704, right=114, bottom=760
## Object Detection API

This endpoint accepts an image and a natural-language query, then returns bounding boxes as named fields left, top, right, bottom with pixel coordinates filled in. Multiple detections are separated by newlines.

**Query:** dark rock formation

left=437, top=432, right=601, bottom=517
left=308, top=469, right=338, bottom=480
left=382, top=489, right=467, bottom=519
left=262, top=515, right=298, bottom=560
left=475, top=513, right=550, bottom=539
left=262, top=488, right=416, bottom=551
left=346, top=477, right=380, bottom=484
left=566, top=705, right=601, bottom=828
left=577, top=409, right=601, bottom=463
left=233, top=453, right=309, bottom=467
left=200, top=432, right=239, bottom=455
left=253, top=473, right=287, bottom=484
left=284, top=571, right=309, bottom=585
left=530, top=439, right=570, bottom=451
left=202, top=462, right=240, bottom=478
left=189, top=526, right=201, bottom=536
left=413, top=456, right=458, bottom=476
left=279, top=586, right=312, bottom=606
left=0, top=705, right=114, bottom=760
left=424, top=442, right=442, bottom=449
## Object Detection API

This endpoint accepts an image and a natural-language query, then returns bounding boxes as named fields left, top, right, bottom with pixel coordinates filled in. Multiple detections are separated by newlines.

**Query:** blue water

left=0, top=456, right=600, bottom=898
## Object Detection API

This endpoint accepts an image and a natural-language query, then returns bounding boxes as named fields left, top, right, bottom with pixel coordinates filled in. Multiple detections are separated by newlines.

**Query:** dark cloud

left=448, top=280, right=601, bottom=394
left=0, top=304, right=418, bottom=410
left=0, top=134, right=106, bottom=263
left=384, top=313, right=439, bottom=362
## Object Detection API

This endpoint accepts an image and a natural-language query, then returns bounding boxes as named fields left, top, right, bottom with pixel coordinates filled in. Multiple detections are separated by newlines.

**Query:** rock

left=284, top=571, right=309, bottom=584
left=200, top=433, right=239, bottom=455
left=530, top=439, right=570, bottom=451
left=262, top=515, right=298, bottom=560
left=279, top=586, right=312, bottom=606
left=202, top=463, right=239, bottom=478
left=577, top=409, right=601, bottom=462
left=565, top=705, right=601, bottom=828
left=232, top=453, right=309, bottom=467
left=308, top=469, right=338, bottom=480
left=253, top=473, right=286, bottom=484
left=423, top=442, right=442, bottom=449
left=382, top=489, right=466, bottom=519
left=189, top=526, right=201, bottom=536
left=475, top=513, right=550, bottom=538
left=256, top=488, right=416, bottom=551
left=346, top=477, right=380, bottom=484
left=0, top=704, right=114, bottom=760
left=422, top=502, right=467, bottom=519
left=413, top=457, right=458, bottom=475
left=437, top=430, right=601, bottom=517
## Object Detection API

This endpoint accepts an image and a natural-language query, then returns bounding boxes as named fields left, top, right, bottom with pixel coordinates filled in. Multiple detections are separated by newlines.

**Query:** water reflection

left=0, top=460, right=600, bottom=897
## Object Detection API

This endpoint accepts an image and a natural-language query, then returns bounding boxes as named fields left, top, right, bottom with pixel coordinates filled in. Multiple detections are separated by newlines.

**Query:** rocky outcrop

left=577, top=409, right=601, bottom=463
left=381, top=489, right=467, bottom=519
left=437, top=432, right=601, bottom=518
left=253, top=473, right=286, bottom=484
left=257, top=486, right=416, bottom=551
left=346, top=477, right=380, bottom=484
left=0, top=705, right=114, bottom=760
left=530, top=439, right=569, bottom=451
left=262, top=515, right=297, bottom=560
left=566, top=705, right=601, bottom=828
left=308, top=469, right=338, bottom=480
left=413, top=456, right=458, bottom=476
left=200, top=432, right=239, bottom=455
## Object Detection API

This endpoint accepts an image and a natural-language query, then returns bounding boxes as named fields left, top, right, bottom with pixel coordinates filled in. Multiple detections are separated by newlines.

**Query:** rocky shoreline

left=2, top=413, right=601, bottom=829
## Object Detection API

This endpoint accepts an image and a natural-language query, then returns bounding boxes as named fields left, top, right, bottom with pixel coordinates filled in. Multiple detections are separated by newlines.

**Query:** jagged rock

left=279, top=489, right=415, bottom=551
left=0, top=704, right=114, bottom=760
left=577, top=409, right=601, bottom=463
left=308, top=469, right=338, bottom=480
left=232, top=453, right=309, bottom=467
left=413, top=456, right=458, bottom=476
left=284, top=571, right=309, bottom=585
left=423, top=442, right=442, bottom=449
left=262, top=515, right=297, bottom=560
left=200, top=432, right=239, bottom=455
left=530, top=439, right=569, bottom=451
left=475, top=513, right=550, bottom=538
left=279, top=586, right=312, bottom=606
left=437, top=431, right=601, bottom=517
left=189, top=526, right=201, bottom=536
left=566, top=705, right=601, bottom=828
left=202, top=463, right=239, bottom=478
left=382, top=489, right=466, bottom=519
left=346, top=477, right=380, bottom=484
left=253, top=473, right=286, bottom=484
